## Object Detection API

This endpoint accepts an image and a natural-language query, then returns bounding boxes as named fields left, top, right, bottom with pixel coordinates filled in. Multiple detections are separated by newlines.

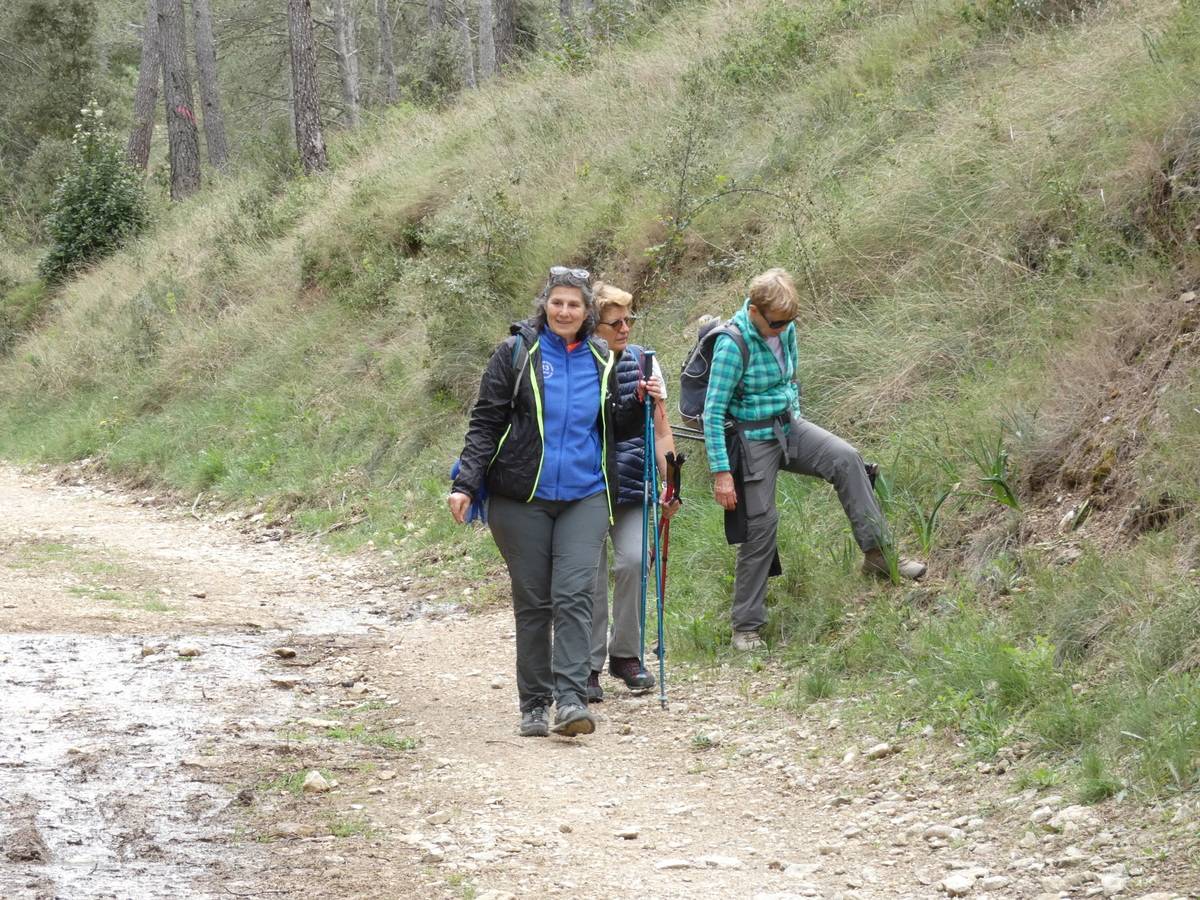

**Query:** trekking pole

left=641, top=351, right=668, bottom=709
left=653, top=450, right=684, bottom=710
left=637, top=351, right=657, bottom=681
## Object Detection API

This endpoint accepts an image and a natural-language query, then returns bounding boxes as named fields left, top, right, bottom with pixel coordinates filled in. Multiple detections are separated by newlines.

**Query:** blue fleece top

left=534, top=326, right=606, bottom=501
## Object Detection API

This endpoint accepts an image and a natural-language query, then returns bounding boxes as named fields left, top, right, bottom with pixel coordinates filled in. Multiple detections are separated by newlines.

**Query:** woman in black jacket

left=449, top=267, right=663, bottom=737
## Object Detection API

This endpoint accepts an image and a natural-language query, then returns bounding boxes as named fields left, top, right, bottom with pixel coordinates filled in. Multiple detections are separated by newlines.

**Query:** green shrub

left=38, top=100, right=148, bottom=284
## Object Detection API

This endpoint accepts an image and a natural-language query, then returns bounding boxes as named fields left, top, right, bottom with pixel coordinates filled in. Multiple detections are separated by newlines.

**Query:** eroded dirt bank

left=1, top=465, right=1195, bottom=900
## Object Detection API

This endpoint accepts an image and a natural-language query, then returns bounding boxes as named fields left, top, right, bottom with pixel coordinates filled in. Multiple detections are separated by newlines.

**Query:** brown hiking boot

left=862, top=548, right=927, bottom=581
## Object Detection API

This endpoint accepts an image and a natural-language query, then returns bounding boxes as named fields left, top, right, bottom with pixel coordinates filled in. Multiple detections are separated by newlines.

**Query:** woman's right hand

left=448, top=491, right=472, bottom=524
left=713, top=472, right=737, bottom=511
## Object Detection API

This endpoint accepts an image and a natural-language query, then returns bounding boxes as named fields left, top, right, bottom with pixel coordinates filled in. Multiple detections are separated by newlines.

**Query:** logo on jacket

left=541, top=361, right=555, bottom=379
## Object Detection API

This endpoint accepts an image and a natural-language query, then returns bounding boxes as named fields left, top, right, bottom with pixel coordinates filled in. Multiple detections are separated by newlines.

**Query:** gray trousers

left=488, top=491, right=610, bottom=711
left=590, top=503, right=646, bottom=672
left=732, top=417, right=885, bottom=633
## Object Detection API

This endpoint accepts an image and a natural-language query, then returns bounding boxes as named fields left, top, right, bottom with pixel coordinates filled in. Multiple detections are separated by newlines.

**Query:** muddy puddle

left=0, top=632, right=289, bottom=899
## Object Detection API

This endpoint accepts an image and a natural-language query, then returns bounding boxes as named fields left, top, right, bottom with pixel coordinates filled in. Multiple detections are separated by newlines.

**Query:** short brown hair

left=748, top=268, right=799, bottom=319
left=594, top=281, right=633, bottom=320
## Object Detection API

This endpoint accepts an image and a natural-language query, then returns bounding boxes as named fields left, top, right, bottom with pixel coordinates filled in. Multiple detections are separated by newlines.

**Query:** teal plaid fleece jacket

left=703, top=299, right=801, bottom=473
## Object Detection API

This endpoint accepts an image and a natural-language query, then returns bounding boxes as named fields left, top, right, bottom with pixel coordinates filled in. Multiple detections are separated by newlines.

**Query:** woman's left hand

left=638, top=374, right=666, bottom=403
left=660, top=486, right=681, bottom=519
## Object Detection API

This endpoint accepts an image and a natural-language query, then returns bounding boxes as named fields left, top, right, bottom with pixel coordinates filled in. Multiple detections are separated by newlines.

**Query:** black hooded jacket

left=452, top=320, right=646, bottom=518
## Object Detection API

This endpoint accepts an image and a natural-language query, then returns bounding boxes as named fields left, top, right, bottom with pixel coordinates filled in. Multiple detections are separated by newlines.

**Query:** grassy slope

left=1, top=0, right=1199, bottom=805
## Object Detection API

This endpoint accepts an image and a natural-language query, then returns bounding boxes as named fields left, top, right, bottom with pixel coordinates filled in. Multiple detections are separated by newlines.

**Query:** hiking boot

left=862, top=548, right=927, bottom=581
left=550, top=704, right=595, bottom=737
left=519, top=705, right=549, bottom=737
left=732, top=629, right=764, bottom=652
left=609, top=656, right=655, bottom=691
left=586, top=671, right=604, bottom=704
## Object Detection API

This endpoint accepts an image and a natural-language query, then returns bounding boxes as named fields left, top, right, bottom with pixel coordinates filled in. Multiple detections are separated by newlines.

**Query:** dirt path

left=1, top=465, right=1194, bottom=900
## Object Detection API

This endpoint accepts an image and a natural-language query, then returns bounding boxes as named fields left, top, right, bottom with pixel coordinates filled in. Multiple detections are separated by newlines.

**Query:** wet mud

left=1, top=632, right=287, bottom=899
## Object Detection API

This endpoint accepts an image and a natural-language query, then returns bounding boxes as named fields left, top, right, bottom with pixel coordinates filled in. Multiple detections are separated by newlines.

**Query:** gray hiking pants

left=590, top=503, right=646, bottom=672
left=732, top=417, right=884, bottom=633
left=488, top=491, right=610, bottom=712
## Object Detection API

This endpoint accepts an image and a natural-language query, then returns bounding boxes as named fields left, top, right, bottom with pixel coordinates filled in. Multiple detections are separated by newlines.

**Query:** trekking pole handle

left=641, top=348, right=655, bottom=379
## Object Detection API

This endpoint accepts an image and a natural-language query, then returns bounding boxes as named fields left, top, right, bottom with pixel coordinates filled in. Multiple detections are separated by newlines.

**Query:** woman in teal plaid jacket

left=702, top=268, right=926, bottom=651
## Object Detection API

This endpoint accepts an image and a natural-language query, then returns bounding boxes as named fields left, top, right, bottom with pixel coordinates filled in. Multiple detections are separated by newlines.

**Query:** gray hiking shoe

left=732, top=629, right=764, bottom=652
left=586, top=671, right=604, bottom=704
left=519, top=705, right=549, bottom=737
left=550, top=703, right=595, bottom=737
left=862, top=548, right=927, bottom=581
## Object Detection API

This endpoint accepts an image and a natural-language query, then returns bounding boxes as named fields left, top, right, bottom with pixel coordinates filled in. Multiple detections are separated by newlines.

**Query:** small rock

left=784, top=863, right=821, bottom=878
left=273, top=647, right=297, bottom=658
left=347, top=683, right=369, bottom=696
left=925, top=825, right=965, bottom=841
left=1180, top=291, right=1197, bottom=303
left=298, top=718, right=340, bottom=730
left=655, top=858, right=692, bottom=870
left=490, top=676, right=505, bottom=689
left=698, top=854, right=743, bottom=869
left=1049, top=805, right=1100, bottom=833
left=140, top=645, right=163, bottom=658
left=5, top=823, right=50, bottom=863
left=981, top=876, right=1011, bottom=890
left=940, top=873, right=975, bottom=896
left=559, top=823, right=573, bottom=833
left=842, top=748, right=859, bottom=765
left=421, top=846, right=445, bottom=864
left=177, top=645, right=201, bottom=658
left=1100, top=874, right=1128, bottom=896
left=1031, top=806, right=1055, bottom=825
left=865, top=742, right=895, bottom=760
left=269, top=675, right=301, bottom=689
left=614, top=827, right=639, bottom=840
left=271, top=822, right=317, bottom=838
left=426, top=810, right=451, bottom=825
left=377, top=770, right=397, bottom=781
left=302, top=770, right=331, bottom=794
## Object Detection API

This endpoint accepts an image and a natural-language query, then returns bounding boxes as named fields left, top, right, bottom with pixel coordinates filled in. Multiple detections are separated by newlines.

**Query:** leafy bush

left=38, top=100, right=148, bottom=284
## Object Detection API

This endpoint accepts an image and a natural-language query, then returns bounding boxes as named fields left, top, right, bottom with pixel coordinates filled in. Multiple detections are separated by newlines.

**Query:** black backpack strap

left=509, top=336, right=530, bottom=409
left=718, top=325, right=751, bottom=399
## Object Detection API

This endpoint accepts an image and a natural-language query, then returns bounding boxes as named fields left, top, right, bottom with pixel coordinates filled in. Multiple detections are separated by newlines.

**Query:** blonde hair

left=748, top=268, right=799, bottom=319
left=593, top=281, right=634, bottom=319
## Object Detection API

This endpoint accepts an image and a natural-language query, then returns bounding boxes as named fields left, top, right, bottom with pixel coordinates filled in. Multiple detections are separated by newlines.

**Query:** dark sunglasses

left=599, top=314, right=638, bottom=329
left=753, top=305, right=795, bottom=329
left=548, top=265, right=591, bottom=287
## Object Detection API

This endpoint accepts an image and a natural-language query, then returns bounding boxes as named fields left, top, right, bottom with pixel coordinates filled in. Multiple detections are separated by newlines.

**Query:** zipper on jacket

left=526, top=341, right=546, bottom=502
left=591, top=343, right=616, bottom=525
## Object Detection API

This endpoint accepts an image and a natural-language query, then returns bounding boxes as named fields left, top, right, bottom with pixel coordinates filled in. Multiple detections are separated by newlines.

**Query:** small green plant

left=1015, top=765, right=1063, bottom=791
left=802, top=663, right=838, bottom=702
left=1077, top=749, right=1121, bottom=803
left=967, top=429, right=1020, bottom=510
left=325, top=813, right=374, bottom=838
left=907, top=483, right=959, bottom=554
left=38, top=100, right=148, bottom=283
left=691, top=733, right=714, bottom=750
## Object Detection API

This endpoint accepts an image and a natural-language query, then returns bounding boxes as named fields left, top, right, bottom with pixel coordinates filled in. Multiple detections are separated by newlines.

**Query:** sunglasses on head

left=599, top=314, right=638, bottom=329
left=548, top=265, right=591, bottom=287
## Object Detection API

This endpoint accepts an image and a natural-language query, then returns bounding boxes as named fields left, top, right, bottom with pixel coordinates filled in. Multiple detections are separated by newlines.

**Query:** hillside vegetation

left=2, top=0, right=1199, bottom=808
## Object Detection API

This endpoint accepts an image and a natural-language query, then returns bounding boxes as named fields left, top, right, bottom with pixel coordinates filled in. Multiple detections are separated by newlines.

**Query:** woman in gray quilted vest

left=588, top=282, right=679, bottom=702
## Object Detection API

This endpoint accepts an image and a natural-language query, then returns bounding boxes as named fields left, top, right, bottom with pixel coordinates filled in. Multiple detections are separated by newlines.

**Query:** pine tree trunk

left=493, top=0, right=514, bottom=71
left=126, top=0, right=160, bottom=171
left=331, top=0, right=360, bottom=127
left=192, top=0, right=229, bottom=170
left=477, top=0, right=496, bottom=80
left=158, top=0, right=201, bottom=199
left=376, top=0, right=397, bottom=104
left=428, top=0, right=446, bottom=29
left=287, top=0, right=328, bottom=173
left=458, top=1, right=476, bottom=89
